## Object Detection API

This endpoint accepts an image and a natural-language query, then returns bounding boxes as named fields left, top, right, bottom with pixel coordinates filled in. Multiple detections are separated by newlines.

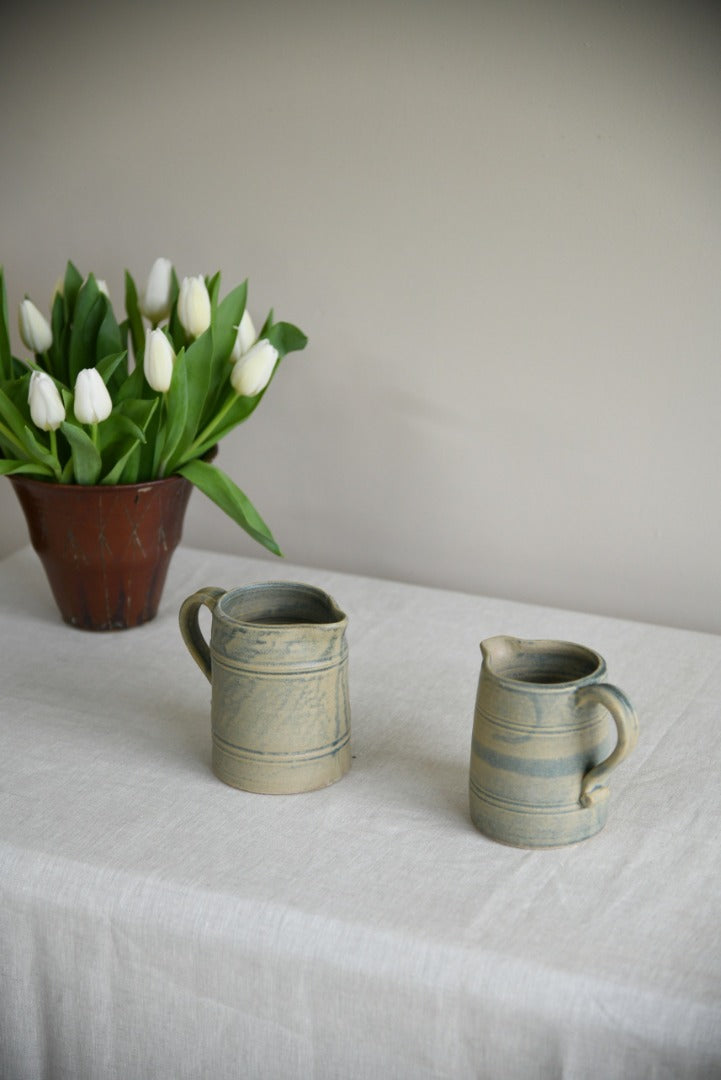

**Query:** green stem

left=48, top=428, right=62, bottom=480
left=155, top=393, right=168, bottom=478
left=176, top=394, right=236, bottom=467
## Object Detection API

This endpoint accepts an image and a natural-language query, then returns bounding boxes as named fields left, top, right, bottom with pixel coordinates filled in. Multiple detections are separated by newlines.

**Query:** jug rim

left=480, top=635, right=606, bottom=690
left=217, top=580, right=347, bottom=628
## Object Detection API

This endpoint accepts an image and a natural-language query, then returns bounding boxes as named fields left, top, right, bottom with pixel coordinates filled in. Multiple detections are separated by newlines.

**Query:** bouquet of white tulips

left=0, top=259, right=307, bottom=555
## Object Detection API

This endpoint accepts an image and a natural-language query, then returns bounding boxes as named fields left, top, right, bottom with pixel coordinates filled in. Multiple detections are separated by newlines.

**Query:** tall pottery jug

left=180, top=581, right=351, bottom=794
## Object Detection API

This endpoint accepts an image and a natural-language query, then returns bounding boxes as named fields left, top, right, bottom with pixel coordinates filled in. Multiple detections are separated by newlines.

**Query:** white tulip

left=144, top=328, right=175, bottom=393
left=141, top=257, right=173, bottom=322
left=177, top=275, right=211, bottom=338
left=230, top=339, right=279, bottom=397
left=74, top=368, right=112, bottom=424
left=96, top=279, right=110, bottom=298
left=18, top=298, right=53, bottom=353
left=230, top=308, right=257, bottom=363
left=28, top=372, right=65, bottom=431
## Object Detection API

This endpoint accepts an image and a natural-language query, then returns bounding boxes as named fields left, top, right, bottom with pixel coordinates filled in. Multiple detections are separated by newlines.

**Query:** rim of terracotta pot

left=9, top=472, right=190, bottom=493
left=8, top=446, right=217, bottom=494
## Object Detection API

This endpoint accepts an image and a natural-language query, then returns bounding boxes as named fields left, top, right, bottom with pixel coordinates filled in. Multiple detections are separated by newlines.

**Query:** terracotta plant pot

left=10, top=473, right=194, bottom=631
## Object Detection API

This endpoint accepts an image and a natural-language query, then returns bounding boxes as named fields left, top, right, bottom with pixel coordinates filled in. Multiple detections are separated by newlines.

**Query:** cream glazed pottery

left=469, top=636, right=639, bottom=848
left=179, top=582, right=351, bottom=794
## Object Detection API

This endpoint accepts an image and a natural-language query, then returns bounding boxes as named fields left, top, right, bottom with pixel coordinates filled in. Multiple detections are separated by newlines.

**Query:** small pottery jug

left=179, top=581, right=351, bottom=794
left=469, top=636, right=639, bottom=847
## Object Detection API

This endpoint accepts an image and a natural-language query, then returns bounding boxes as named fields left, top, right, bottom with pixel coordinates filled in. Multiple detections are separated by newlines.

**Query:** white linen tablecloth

left=1, top=544, right=720, bottom=1079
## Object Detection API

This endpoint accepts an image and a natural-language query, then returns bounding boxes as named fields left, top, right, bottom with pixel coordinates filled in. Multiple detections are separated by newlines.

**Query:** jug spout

left=323, top=592, right=347, bottom=626
left=480, top=635, right=522, bottom=673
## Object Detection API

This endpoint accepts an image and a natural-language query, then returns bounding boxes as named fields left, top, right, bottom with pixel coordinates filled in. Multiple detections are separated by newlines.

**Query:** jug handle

left=576, top=683, right=639, bottom=808
left=179, top=587, right=225, bottom=683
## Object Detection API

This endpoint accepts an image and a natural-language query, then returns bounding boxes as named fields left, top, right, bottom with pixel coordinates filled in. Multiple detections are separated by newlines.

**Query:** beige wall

left=1, top=0, right=720, bottom=632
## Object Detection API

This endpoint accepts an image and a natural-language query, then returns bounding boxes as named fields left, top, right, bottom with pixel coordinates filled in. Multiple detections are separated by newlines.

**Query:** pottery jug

left=179, top=581, right=351, bottom=794
left=469, top=636, right=638, bottom=847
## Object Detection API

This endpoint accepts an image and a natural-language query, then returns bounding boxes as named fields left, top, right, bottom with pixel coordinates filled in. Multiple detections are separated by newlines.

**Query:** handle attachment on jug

left=179, top=587, right=225, bottom=683
left=576, top=683, right=639, bottom=808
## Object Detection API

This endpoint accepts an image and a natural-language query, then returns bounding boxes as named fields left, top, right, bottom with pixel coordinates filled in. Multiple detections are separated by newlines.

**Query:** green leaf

left=134, top=408, right=157, bottom=477
left=177, top=459, right=282, bottom=556
left=167, top=269, right=184, bottom=350
left=96, top=419, right=144, bottom=482
left=124, top=270, right=145, bottom=367
left=198, top=281, right=248, bottom=429
left=0, top=428, right=28, bottom=462
left=96, top=350, right=128, bottom=388
left=216, top=282, right=247, bottom=356
left=3, top=373, right=34, bottom=421
left=63, top=261, right=83, bottom=320
left=0, top=267, right=12, bottom=381
left=60, top=420, right=102, bottom=484
left=97, top=410, right=147, bottom=455
left=96, top=302, right=124, bottom=366
left=170, top=349, right=280, bottom=471
left=68, top=277, right=106, bottom=384
left=115, top=360, right=155, bottom=403
left=115, top=444, right=141, bottom=484
left=101, top=417, right=152, bottom=483
left=121, top=394, right=161, bottom=479
left=48, top=291, right=67, bottom=382
left=118, top=316, right=130, bottom=353
left=181, top=327, right=214, bottom=444
left=99, top=397, right=158, bottom=483
left=157, top=347, right=188, bottom=472
left=206, top=271, right=221, bottom=313
left=101, top=446, right=139, bottom=485
left=0, top=384, right=31, bottom=445
left=266, top=321, right=308, bottom=357
left=0, top=459, right=54, bottom=478
left=175, top=387, right=266, bottom=468
left=114, top=396, right=159, bottom=432
left=101, top=452, right=130, bottom=484
left=21, top=425, right=60, bottom=476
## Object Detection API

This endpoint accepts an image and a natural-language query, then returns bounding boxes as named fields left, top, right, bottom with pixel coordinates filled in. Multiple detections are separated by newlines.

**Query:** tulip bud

left=229, top=309, right=257, bottom=363
left=144, top=328, right=175, bottom=393
left=28, top=371, right=65, bottom=431
left=230, top=339, right=279, bottom=397
left=96, top=279, right=110, bottom=298
left=74, top=368, right=112, bottom=425
left=141, top=257, right=173, bottom=322
left=18, top=298, right=53, bottom=353
left=177, top=275, right=211, bottom=338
